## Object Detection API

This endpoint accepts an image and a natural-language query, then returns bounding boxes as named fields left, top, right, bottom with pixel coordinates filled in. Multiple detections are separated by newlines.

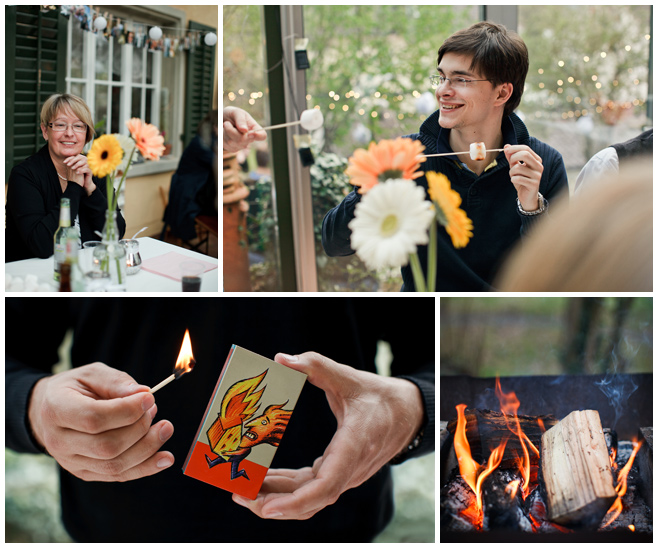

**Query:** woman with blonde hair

left=6, top=93, right=125, bottom=262
left=496, top=160, right=652, bottom=292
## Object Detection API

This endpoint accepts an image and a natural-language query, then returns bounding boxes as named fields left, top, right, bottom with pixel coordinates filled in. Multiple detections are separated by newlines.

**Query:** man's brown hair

left=437, top=21, right=529, bottom=117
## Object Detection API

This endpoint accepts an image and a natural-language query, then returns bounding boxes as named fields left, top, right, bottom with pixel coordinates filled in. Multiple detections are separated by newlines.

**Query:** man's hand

left=232, top=351, right=425, bottom=520
left=504, top=144, right=544, bottom=211
left=28, top=363, right=174, bottom=482
left=223, top=106, right=267, bottom=152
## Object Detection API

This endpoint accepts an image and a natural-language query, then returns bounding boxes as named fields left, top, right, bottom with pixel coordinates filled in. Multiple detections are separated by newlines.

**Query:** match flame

left=174, top=329, right=195, bottom=378
left=601, top=438, right=643, bottom=528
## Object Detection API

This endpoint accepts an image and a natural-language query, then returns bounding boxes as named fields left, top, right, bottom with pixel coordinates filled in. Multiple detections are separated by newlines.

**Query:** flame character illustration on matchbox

left=204, top=370, right=293, bottom=480
left=183, top=345, right=307, bottom=499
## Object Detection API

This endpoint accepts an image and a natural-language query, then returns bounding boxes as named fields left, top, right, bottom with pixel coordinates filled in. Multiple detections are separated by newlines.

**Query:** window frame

left=64, top=5, right=186, bottom=176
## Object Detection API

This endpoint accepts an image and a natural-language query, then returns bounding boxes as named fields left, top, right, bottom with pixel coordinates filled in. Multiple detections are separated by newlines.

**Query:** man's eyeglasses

left=48, top=122, right=87, bottom=133
left=429, top=75, right=491, bottom=89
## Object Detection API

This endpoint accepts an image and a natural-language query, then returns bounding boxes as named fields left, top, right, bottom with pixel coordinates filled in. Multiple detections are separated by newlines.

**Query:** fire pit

left=440, top=374, right=652, bottom=542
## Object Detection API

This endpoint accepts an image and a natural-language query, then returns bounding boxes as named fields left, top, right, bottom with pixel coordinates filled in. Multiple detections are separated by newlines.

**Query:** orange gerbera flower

left=126, top=118, right=165, bottom=161
left=426, top=171, right=473, bottom=248
left=346, top=137, right=426, bottom=194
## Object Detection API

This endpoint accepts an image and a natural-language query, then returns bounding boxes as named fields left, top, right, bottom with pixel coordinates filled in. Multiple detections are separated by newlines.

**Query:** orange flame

left=495, top=377, right=538, bottom=498
left=174, top=329, right=195, bottom=378
left=601, top=438, right=643, bottom=528
left=454, top=403, right=508, bottom=528
left=629, top=524, right=635, bottom=532
left=506, top=479, right=521, bottom=499
left=537, top=417, right=546, bottom=433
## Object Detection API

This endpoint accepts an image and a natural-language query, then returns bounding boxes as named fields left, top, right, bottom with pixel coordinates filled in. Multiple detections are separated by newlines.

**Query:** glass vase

left=93, top=211, right=127, bottom=292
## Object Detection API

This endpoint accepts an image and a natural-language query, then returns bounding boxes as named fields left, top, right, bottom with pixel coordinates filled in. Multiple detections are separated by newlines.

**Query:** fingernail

left=159, top=422, right=174, bottom=442
left=157, top=457, right=172, bottom=469
left=279, top=353, right=298, bottom=362
left=141, top=394, right=155, bottom=412
left=233, top=495, right=253, bottom=509
left=147, top=405, right=157, bottom=420
left=264, top=510, right=284, bottom=518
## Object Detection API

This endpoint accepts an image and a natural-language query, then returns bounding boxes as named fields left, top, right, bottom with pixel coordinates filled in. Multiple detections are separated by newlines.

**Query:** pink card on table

left=140, top=251, right=217, bottom=281
left=183, top=345, right=307, bottom=499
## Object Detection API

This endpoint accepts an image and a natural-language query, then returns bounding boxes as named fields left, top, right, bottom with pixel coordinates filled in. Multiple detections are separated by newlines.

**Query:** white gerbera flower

left=348, top=179, right=434, bottom=269
left=112, top=133, right=137, bottom=174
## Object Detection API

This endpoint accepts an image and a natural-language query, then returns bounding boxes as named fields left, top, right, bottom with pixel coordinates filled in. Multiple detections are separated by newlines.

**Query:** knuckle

left=99, top=457, right=127, bottom=477
left=94, top=437, right=121, bottom=460
left=79, top=409, right=105, bottom=434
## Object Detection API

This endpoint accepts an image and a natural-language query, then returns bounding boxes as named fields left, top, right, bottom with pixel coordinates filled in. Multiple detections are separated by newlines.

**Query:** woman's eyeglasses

left=48, top=122, right=87, bottom=133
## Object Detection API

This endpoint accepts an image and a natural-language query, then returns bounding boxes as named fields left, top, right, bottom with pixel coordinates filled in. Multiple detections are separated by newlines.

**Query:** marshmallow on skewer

left=259, top=109, right=324, bottom=132
left=469, top=142, right=487, bottom=161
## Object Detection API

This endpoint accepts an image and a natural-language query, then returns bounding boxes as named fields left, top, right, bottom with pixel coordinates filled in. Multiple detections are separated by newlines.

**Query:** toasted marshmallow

left=470, top=142, right=486, bottom=161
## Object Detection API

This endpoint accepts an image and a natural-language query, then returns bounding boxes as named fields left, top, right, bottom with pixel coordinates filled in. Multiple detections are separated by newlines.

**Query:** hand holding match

left=150, top=329, right=196, bottom=394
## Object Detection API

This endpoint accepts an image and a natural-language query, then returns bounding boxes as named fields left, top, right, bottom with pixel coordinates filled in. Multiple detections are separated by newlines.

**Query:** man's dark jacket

left=322, top=111, right=568, bottom=291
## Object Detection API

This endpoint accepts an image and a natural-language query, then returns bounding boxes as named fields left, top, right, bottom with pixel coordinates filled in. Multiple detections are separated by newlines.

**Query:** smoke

left=594, top=342, right=640, bottom=429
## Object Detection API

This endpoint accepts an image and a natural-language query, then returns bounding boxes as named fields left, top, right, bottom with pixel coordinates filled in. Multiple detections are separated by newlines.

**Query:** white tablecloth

left=6, top=237, right=219, bottom=292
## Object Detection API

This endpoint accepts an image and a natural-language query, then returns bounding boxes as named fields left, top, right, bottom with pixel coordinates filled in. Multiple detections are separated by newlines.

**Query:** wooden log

left=636, top=427, right=652, bottom=512
left=446, top=408, right=558, bottom=469
left=482, top=468, right=533, bottom=532
left=541, top=410, right=617, bottom=528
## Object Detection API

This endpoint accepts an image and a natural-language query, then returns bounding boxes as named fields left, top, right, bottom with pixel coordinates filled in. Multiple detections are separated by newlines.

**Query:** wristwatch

left=517, top=191, right=547, bottom=216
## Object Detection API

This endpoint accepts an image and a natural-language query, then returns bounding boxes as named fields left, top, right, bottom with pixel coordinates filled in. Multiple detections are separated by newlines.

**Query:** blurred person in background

left=575, top=128, right=652, bottom=195
left=496, top=160, right=652, bottom=291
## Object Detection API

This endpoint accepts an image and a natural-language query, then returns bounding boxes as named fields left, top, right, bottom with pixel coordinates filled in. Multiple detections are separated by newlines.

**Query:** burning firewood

left=482, top=468, right=533, bottom=532
left=446, top=408, right=557, bottom=469
left=541, top=410, right=617, bottom=528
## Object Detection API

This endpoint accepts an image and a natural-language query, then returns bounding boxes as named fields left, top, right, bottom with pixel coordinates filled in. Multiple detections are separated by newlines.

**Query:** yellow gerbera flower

left=426, top=171, right=473, bottom=248
left=346, top=137, right=426, bottom=194
left=88, top=134, right=124, bottom=178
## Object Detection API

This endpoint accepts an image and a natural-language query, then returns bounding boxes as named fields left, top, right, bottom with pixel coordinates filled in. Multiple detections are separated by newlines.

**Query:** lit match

left=150, top=329, right=196, bottom=394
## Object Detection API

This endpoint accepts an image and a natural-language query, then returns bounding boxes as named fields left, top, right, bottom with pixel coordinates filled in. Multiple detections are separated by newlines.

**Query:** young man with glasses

left=323, top=22, right=568, bottom=291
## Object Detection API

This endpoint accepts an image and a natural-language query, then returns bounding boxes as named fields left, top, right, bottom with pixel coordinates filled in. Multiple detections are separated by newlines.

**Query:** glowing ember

left=174, top=329, right=196, bottom=378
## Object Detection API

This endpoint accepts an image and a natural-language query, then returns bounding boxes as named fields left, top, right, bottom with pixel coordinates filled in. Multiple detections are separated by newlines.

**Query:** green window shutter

left=5, top=6, right=66, bottom=180
left=183, top=21, right=216, bottom=148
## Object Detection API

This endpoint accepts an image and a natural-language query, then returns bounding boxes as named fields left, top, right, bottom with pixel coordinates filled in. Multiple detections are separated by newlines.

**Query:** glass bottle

left=53, top=198, right=71, bottom=282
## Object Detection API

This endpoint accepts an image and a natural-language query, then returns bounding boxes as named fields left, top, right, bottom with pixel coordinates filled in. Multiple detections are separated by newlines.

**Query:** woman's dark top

left=5, top=144, right=126, bottom=262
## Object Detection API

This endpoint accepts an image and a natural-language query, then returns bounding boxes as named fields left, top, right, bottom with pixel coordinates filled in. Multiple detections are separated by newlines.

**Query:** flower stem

left=427, top=217, right=437, bottom=292
left=409, top=252, right=427, bottom=292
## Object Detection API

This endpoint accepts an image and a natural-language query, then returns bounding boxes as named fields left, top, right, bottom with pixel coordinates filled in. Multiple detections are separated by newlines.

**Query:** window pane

left=112, top=38, right=123, bottom=81
left=132, top=46, right=143, bottom=82
left=131, top=88, right=142, bottom=119
left=95, top=36, right=109, bottom=80
left=70, top=82, right=85, bottom=102
left=95, top=85, right=108, bottom=135
left=146, top=51, right=154, bottom=84
left=145, top=89, right=153, bottom=124
left=71, top=24, right=85, bottom=79
left=160, top=56, right=176, bottom=154
left=304, top=5, right=477, bottom=291
left=518, top=5, right=651, bottom=188
left=111, top=86, right=122, bottom=133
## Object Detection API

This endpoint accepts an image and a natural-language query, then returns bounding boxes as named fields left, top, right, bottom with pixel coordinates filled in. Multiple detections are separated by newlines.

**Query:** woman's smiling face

left=41, top=107, right=87, bottom=161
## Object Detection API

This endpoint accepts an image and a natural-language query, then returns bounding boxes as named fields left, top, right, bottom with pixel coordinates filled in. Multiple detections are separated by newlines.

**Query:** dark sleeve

left=321, top=188, right=361, bottom=257
left=5, top=298, right=72, bottom=453
left=385, top=303, right=436, bottom=463
left=80, top=176, right=127, bottom=239
left=519, top=143, right=569, bottom=236
left=6, top=164, right=87, bottom=259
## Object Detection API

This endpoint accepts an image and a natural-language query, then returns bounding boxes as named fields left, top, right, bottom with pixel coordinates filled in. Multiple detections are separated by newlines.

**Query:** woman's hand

left=64, top=154, right=96, bottom=196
